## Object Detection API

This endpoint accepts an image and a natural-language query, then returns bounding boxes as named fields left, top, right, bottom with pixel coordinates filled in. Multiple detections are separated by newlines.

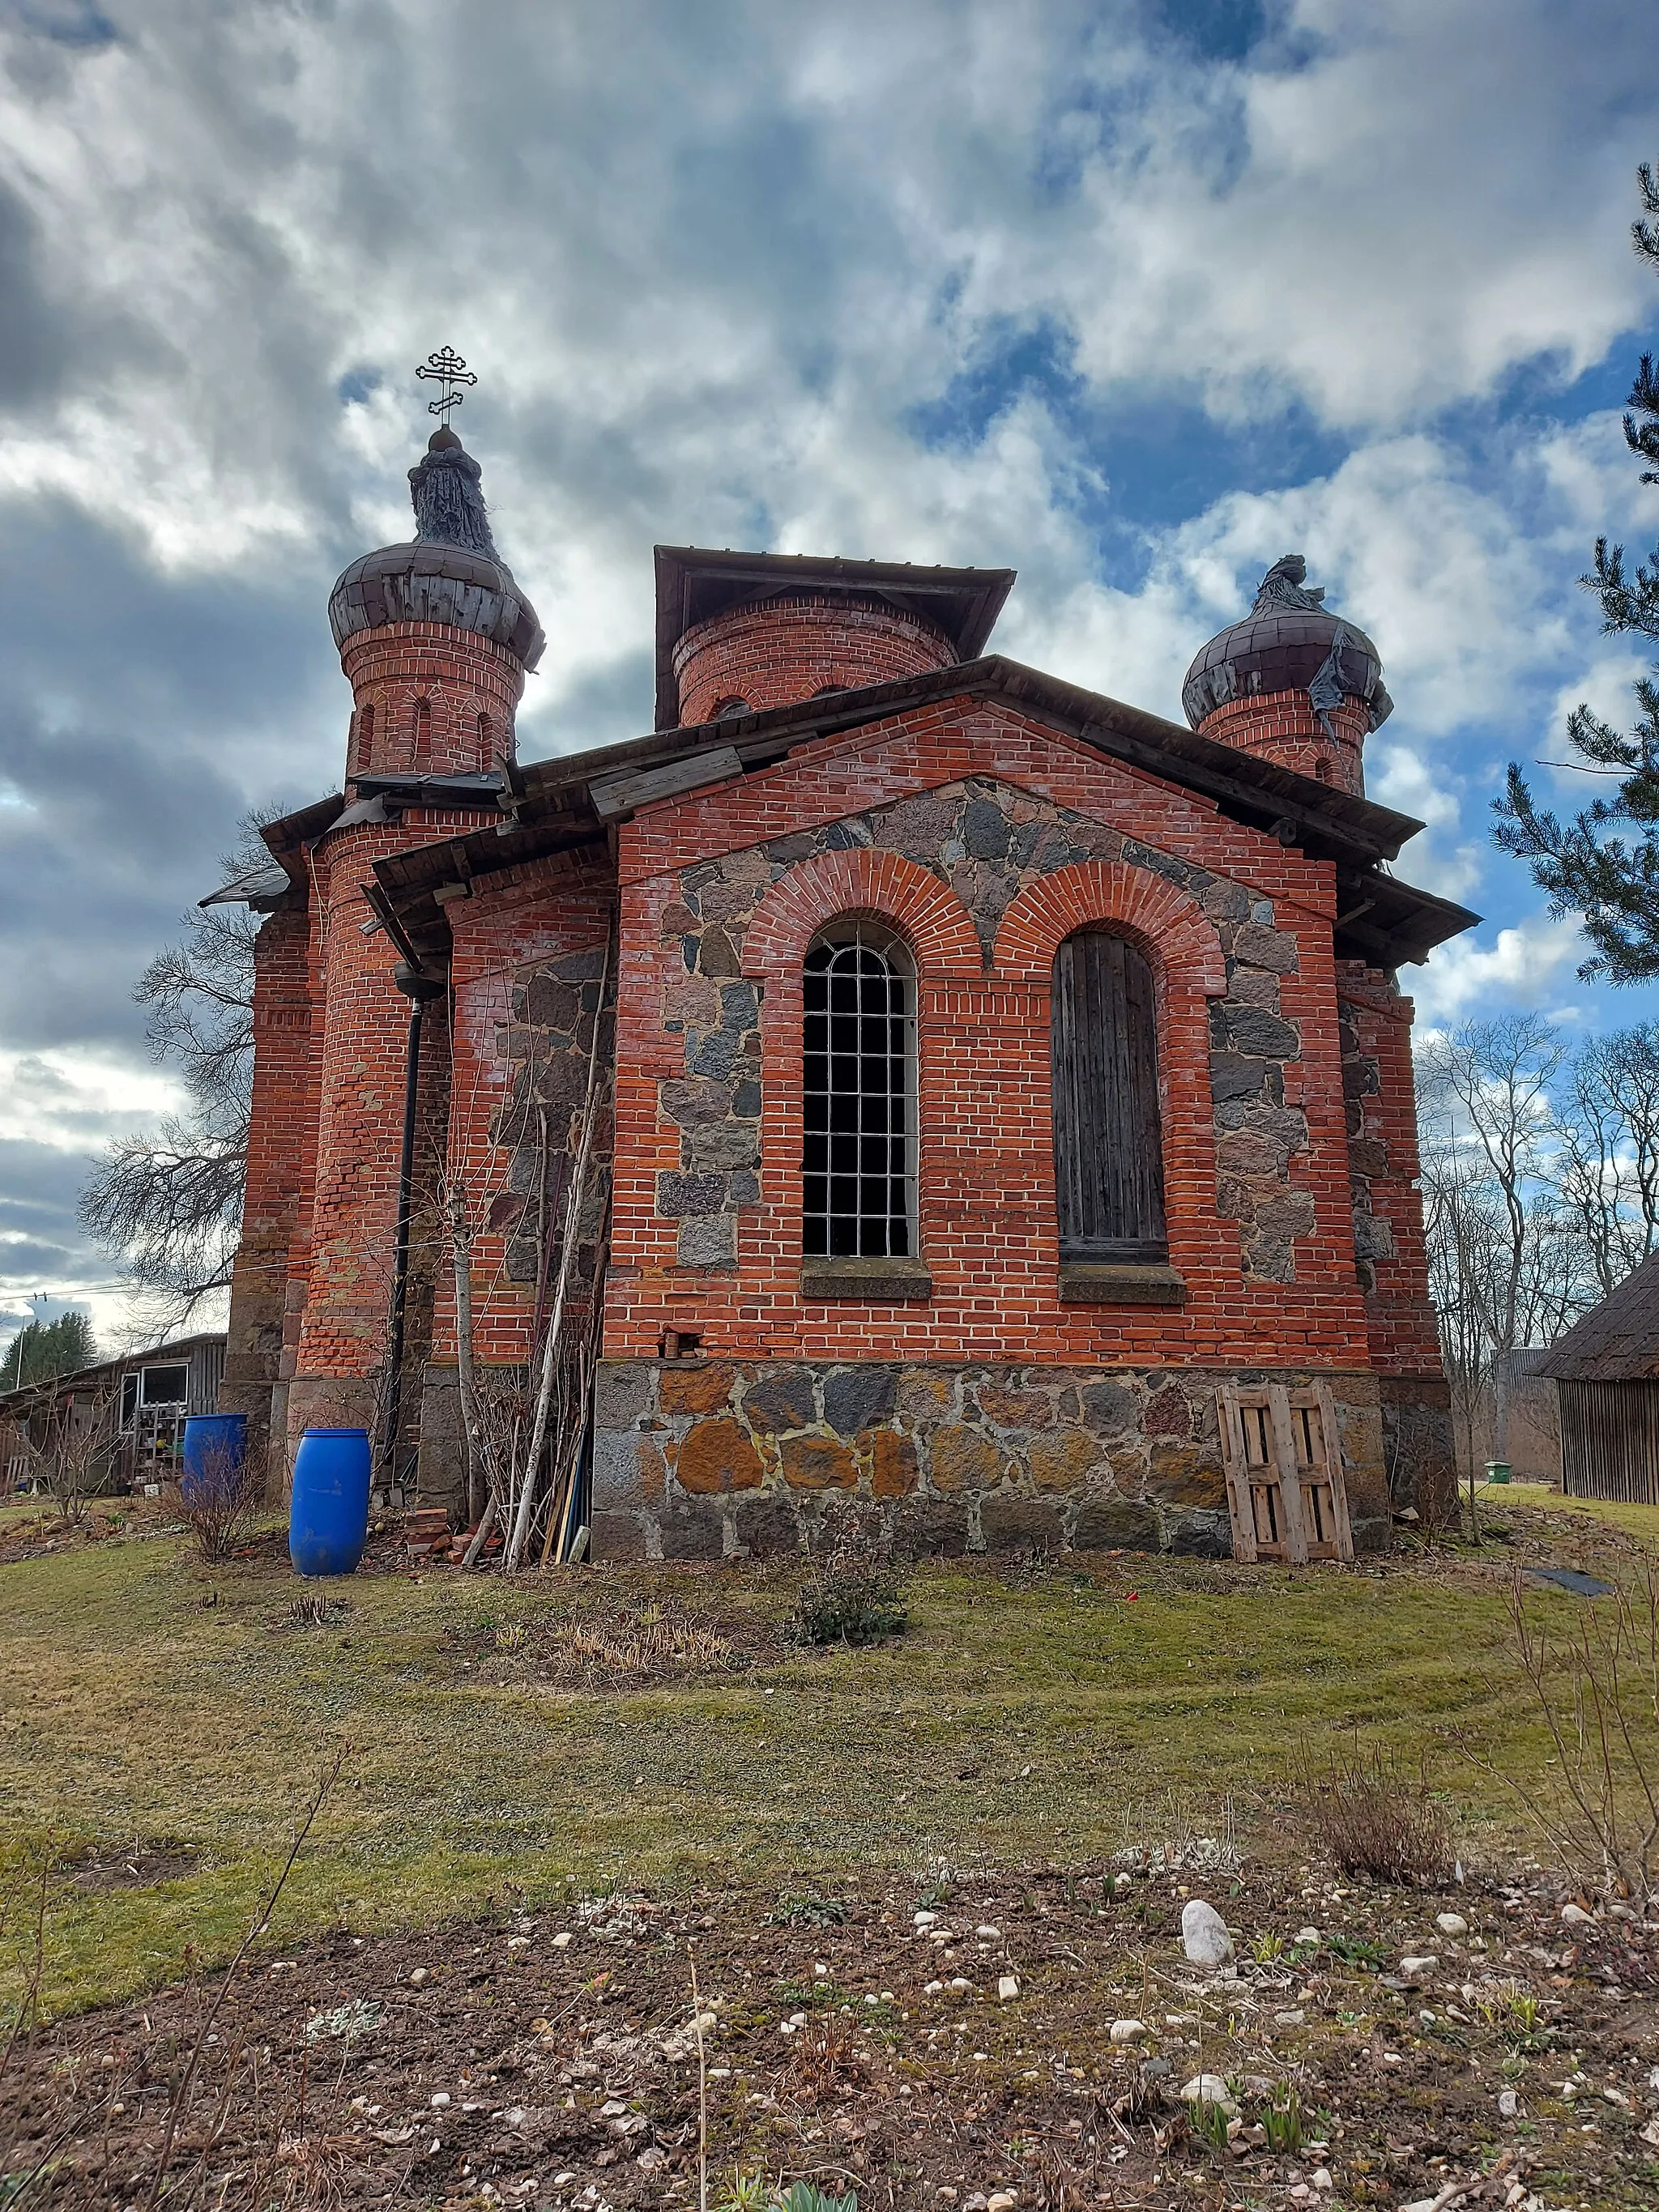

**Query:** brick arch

left=992, top=862, right=1226, bottom=996
left=741, top=848, right=983, bottom=981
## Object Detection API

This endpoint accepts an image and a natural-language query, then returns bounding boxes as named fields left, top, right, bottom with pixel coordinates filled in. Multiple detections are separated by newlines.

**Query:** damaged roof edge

left=511, top=652, right=1429, bottom=863
left=365, top=654, right=1478, bottom=971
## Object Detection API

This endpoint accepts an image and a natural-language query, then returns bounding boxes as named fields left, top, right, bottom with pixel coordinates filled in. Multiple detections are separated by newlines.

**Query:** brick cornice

left=740, top=847, right=983, bottom=980
left=992, top=861, right=1227, bottom=996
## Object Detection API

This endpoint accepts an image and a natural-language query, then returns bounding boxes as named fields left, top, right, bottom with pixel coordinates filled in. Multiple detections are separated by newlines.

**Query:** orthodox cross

left=415, top=346, right=477, bottom=424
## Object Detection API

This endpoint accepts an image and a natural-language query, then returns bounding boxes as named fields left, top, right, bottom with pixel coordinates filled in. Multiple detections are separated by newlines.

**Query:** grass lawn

left=2, top=1487, right=1657, bottom=2021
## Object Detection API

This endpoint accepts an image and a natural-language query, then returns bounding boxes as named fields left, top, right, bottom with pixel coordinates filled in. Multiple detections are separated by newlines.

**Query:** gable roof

left=1533, top=1254, right=1659, bottom=1380
left=652, top=548, right=1017, bottom=729
left=355, top=651, right=1476, bottom=973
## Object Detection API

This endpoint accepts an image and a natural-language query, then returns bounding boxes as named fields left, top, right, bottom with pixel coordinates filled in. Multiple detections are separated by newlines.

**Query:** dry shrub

left=1298, top=1741, right=1453, bottom=1885
left=778, top=2014, right=867, bottom=2103
left=170, top=1438, right=265, bottom=1562
left=1477, top=1561, right=1659, bottom=1900
left=795, top=1507, right=909, bottom=1647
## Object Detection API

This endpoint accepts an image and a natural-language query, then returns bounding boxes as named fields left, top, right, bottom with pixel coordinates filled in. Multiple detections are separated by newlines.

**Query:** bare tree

left=1418, top=1113, right=1500, bottom=1490
left=1418, top=1016, right=1575, bottom=1469
left=1555, top=1024, right=1659, bottom=1296
left=78, top=829, right=266, bottom=1332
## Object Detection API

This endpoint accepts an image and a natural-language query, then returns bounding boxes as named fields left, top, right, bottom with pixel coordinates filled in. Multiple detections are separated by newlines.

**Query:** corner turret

left=1182, top=555, right=1391, bottom=795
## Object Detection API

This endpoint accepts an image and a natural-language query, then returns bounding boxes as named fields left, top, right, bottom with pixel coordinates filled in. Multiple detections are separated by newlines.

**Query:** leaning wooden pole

left=504, top=944, right=609, bottom=1573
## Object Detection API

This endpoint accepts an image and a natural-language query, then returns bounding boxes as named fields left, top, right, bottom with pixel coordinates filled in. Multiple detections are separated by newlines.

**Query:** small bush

left=1297, top=1742, right=1453, bottom=1886
left=767, top=1891, right=850, bottom=1927
left=794, top=1566, right=908, bottom=1647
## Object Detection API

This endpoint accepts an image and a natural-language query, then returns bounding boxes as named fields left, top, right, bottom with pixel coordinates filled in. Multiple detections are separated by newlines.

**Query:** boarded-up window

left=803, top=924, right=916, bottom=1259
left=1051, top=929, right=1166, bottom=1261
left=1218, top=1383, right=1354, bottom=1564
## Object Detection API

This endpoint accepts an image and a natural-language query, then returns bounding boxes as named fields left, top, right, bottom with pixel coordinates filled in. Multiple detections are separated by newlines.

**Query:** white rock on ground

left=1498, top=2089, right=1521, bottom=2118
left=1179, top=2074, right=1239, bottom=2116
left=1399, top=1954, right=1439, bottom=1977
left=997, top=1975, right=1019, bottom=2001
left=1563, top=1903, right=1596, bottom=1924
left=1180, top=1899, right=1235, bottom=1967
left=1109, top=2018, right=1147, bottom=2043
left=1435, top=1912, right=1468, bottom=1937
left=1296, top=1926, right=1320, bottom=1945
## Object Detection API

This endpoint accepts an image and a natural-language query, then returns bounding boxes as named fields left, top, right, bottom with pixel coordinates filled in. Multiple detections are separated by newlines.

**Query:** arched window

left=710, top=696, right=748, bottom=719
left=354, top=703, right=374, bottom=771
left=1051, top=928, right=1166, bottom=1261
left=803, top=923, right=916, bottom=1259
left=477, top=709, right=494, bottom=760
left=413, top=696, right=432, bottom=769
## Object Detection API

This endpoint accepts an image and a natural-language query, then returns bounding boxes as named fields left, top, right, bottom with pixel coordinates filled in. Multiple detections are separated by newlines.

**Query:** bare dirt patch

left=8, top=1863, right=1659, bottom=2209
left=59, top=1841, right=205, bottom=1894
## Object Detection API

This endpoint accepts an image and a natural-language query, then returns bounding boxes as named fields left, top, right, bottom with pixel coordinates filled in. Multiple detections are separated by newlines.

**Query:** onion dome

left=328, top=427, right=544, bottom=668
left=1181, top=555, right=1391, bottom=736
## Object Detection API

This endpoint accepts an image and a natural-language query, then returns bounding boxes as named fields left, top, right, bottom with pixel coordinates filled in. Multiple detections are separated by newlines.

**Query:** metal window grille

left=802, top=925, right=916, bottom=1258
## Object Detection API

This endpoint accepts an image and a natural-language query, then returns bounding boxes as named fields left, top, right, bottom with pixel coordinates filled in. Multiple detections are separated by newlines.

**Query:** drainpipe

left=380, top=959, right=446, bottom=1485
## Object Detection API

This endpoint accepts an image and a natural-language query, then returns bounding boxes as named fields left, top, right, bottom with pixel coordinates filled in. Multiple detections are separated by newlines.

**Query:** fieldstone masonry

left=591, top=1357, right=1392, bottom=1561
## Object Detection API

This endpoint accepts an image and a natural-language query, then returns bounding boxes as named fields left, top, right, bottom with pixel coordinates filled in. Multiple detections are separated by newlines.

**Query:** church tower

left=280, top=363, right=544, bottom=1466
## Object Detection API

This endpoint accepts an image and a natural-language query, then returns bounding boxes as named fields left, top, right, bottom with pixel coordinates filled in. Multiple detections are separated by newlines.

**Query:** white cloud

left=1410, top=913, right=1588, bottom=1026
left=0, top=1048, right=184, bottom=1153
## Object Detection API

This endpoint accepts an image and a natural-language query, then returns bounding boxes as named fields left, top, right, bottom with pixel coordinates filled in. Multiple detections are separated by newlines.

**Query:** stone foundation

left=589, top=1358, right=1396, bottom=1562
left=1378, top=1375, right=1456, bottom=1524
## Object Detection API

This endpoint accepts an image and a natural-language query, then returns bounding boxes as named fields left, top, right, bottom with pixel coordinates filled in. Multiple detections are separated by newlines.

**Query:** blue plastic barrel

left=181, top=1413, right=247, bottom=1505
left=289, top=1427, right=372, bottom=1577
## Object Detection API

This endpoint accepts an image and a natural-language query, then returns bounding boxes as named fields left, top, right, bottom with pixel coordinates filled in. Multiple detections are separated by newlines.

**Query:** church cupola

left=653, top=547, right=1015, bottom=730
left=327, top=410, right=544, bottom=784
left=1181, top=555, right=1392, bottom=796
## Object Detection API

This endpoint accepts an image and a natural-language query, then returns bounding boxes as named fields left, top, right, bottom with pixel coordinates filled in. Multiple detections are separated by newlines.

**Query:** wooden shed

left=1534, top=1255, right=1659, bottom=1505
left=0, top=1332, right=227, bottom=1495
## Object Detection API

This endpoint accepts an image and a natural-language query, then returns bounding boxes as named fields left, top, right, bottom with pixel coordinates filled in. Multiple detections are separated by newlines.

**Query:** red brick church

left=213, top=403, right=1473, bottom=1563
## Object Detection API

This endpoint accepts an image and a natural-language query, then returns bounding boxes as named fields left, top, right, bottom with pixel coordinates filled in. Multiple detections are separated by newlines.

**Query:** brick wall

left=1198, top=691, right=1369, bottom=797
left=341, top=621, right=525, bottom=778
left=603, top=698, right=1376, bottom=1373
left=672, top=593, right=956, bottom=727
left=1336, top=960, right=1455, bottom=1515
left=217, top=901, right=313, bottom=1490
left=284, top=809, right=486, bottom=1448
left=416, top=851, right=616, bottom=1509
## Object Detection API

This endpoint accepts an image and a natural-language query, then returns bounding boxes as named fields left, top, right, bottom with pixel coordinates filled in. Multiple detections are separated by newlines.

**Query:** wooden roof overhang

left=652, top=546, right=1017, bottom=731
left=360, top=654, right=1478, bottom=974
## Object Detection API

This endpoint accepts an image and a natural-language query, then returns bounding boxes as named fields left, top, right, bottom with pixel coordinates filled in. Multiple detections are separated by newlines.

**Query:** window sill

left=800, top=1257, right=933, bottom=1302
left=1059, top=1261, right=1187, bottom=1306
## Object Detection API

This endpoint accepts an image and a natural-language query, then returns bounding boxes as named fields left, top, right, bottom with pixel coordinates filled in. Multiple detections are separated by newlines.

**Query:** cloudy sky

left=2, top=0, right=1657, bottom=1349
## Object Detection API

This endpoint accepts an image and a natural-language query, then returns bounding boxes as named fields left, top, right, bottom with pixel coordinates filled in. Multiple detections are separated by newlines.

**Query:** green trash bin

left=1484, top=1460, right=1512, bottom=1485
